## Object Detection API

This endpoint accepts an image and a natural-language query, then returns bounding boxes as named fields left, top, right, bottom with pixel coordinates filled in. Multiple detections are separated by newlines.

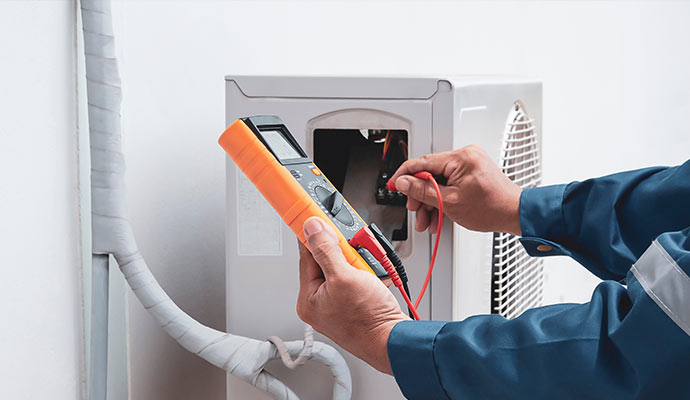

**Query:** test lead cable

left=367, top=223, right=413, bottom=318
left=387, top=171, right=444, bottom=311
left=349, top=227, right=421, bottom=321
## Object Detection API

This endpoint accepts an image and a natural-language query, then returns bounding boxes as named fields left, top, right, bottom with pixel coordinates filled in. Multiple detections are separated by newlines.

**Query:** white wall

left=0, top=1, right=84, bottom=399
left=112, top=1, right=690, bottom=398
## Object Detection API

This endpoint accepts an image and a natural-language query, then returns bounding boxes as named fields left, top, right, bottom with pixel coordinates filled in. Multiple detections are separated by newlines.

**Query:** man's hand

left=296, top=217, right=410, bottom=374
left=389, top=144, right=522, bottom=236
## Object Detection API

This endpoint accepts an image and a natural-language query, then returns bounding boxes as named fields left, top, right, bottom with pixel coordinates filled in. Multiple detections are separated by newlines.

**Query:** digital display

left=261, top=129, right=302, bottom=161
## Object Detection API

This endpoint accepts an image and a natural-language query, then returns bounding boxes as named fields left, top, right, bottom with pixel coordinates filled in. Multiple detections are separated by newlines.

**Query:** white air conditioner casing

left=224, top=75, right=543, bottom=399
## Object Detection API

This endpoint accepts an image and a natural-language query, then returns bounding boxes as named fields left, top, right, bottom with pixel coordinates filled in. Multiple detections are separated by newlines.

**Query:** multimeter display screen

left=261, top=130, right=302, bottom=161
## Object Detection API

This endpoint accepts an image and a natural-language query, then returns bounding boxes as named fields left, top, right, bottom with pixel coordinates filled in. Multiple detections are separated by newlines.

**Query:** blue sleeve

left=519, top=159, right=690, bottom=280
left=388, top=227, right=690, bottom=399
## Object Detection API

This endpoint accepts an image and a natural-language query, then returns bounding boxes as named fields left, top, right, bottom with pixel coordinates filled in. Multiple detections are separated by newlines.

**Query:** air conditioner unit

left=224, top=75, right=543, bottom=399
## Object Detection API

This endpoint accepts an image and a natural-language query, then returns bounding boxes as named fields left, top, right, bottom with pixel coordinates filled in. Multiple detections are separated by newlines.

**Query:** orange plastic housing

left=219, top=119, right=375, bottom=275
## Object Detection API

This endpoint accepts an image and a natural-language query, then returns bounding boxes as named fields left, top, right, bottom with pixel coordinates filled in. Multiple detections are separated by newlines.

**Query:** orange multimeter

left=218, top=115, right=388, bottom=278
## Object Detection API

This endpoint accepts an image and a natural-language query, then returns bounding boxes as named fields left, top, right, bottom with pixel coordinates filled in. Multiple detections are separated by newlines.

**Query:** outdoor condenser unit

left=224, top=76, right=543, bottom=399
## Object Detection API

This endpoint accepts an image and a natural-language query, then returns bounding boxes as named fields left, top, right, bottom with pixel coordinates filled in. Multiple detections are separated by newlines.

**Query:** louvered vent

left=491, top=101, right=544, bottom=319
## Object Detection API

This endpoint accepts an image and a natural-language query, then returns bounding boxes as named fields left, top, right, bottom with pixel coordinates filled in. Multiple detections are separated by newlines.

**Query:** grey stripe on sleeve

left=631, top=240, right=690, bottom=337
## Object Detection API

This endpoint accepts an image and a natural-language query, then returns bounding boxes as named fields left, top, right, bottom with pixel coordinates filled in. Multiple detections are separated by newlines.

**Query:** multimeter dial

left=313, top=185, right=332, bottom=204
left=313, top=185, right=355, bottom=227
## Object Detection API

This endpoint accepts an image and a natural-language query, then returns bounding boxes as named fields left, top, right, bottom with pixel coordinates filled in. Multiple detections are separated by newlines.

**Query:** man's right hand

left=388, top=145, right=523, bottom=236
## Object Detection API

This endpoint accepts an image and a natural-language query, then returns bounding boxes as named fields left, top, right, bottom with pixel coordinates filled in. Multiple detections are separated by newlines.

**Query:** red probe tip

left=387, top=172, right=432, bottom=193
left=386, top=179, right=397, bottom=192
left=413, top=171, right=433, bottom=180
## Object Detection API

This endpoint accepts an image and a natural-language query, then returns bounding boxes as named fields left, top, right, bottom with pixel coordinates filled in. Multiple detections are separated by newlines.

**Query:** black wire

left=393, top=257, right=414, bottom=318
left=368, top=223, right=415, bottom=317
left=402, top=281, right=414, bottom=318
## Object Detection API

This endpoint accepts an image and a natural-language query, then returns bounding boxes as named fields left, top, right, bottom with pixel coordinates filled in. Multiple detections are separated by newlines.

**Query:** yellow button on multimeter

left=218, top=115, right=388, bottom=278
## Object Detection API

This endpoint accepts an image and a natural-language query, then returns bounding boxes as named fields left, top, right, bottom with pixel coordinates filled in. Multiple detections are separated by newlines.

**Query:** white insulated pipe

left=79, top=1, right=352, bottom=398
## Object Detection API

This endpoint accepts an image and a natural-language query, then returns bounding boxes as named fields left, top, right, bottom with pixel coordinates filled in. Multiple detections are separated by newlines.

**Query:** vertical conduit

left=88, top=254, right=109, bottom=400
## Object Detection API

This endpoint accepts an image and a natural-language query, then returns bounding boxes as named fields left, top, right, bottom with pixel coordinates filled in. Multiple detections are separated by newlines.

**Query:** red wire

left=380, top=257, right=421, bottom=320
left=399, top=283, right=421, bottom=320
left=413, top=174, right=443, bottom=310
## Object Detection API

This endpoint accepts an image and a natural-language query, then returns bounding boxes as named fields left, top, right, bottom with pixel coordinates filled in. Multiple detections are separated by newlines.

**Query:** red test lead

left=387, top=172, right=444, bottom=310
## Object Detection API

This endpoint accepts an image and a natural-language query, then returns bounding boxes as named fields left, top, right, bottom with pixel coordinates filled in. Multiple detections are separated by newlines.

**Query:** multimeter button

left=311, top=168, right=321, bottom=176
left=335, top=208, right=354, bottom=226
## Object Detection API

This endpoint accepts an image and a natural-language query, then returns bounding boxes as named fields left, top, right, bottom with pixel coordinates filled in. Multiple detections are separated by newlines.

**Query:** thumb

left=303, top=217, right=349, bottom=279
left=395, top=175, right=442, bottom=208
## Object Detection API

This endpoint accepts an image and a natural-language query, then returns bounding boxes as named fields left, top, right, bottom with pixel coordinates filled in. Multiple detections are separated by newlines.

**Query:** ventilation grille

left=491, top=101, right=544, bottom=319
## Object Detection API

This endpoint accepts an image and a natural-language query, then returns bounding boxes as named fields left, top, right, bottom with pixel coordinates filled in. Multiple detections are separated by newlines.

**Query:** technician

left=296, top=145, right=690, bottom=399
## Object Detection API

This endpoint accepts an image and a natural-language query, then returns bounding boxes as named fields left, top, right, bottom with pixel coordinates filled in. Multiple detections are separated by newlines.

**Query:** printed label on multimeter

left=219, top=115, right=388, bottom=278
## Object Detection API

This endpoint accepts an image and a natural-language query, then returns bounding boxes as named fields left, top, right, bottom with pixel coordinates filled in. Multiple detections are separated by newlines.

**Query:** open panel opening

left=313, top=129, right=410, bottom=253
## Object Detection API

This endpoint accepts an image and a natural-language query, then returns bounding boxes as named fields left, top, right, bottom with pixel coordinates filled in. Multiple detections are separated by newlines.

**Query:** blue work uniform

left=388, top=160, right=690, bottom=399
